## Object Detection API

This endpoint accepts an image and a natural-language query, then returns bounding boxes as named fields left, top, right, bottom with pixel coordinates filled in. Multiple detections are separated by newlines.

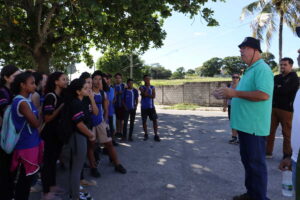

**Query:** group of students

left=0, top=65, right=160, bottom=200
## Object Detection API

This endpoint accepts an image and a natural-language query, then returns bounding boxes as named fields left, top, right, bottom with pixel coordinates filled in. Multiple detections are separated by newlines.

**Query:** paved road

left=31, top=108, right=291, bottom=200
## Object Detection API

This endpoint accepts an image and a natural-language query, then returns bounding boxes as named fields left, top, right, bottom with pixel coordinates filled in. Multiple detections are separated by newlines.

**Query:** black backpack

left=56, top=103, right=75, bottom=144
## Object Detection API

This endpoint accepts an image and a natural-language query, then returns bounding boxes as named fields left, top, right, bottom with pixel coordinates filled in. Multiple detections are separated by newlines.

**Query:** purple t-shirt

left=12, top=96, right=41, bottom=150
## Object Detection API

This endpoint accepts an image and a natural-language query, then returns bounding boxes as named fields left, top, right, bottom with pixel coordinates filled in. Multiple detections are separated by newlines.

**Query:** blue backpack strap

left=14, top=95, right=32, bottom=134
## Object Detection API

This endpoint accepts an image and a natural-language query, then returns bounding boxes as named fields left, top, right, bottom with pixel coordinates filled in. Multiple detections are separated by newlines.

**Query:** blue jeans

left=238, top=131, right=269, bottom=200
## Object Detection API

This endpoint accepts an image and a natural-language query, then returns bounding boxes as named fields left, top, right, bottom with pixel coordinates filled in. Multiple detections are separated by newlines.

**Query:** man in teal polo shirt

left=218, top=37, right=274, bottom=200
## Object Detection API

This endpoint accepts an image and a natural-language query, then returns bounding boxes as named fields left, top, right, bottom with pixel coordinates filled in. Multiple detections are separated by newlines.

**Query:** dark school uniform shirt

left=12, top=97, right=41, bottom=150
left=0, top=86, right=13, bottom=117
left=92, top=92, right=105, bottom=127
left=273, top=71, right=299, bottom=112
left=140, top=85, right=155, bottom=109
left=123, top=88, right=138, bottom=110
left=42, top=92, right=64, bottom=139
left=114, top=83, right=125, bottom=108
left=70, top=97, right=92, bottom=135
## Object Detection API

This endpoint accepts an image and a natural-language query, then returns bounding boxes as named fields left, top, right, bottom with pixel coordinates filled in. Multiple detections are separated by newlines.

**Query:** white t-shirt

left=291, top=90, right=300, bottom=162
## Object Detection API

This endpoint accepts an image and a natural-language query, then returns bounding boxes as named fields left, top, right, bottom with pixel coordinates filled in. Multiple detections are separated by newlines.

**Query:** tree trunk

left=33, top=46, right=50, bottom=74
left=278, top=10, right=284, bottom=72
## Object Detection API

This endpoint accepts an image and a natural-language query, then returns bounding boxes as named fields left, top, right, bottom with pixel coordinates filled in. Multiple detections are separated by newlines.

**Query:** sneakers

left=80, top=191, right=93, bottom=200
left=229, top=136, right=239, bottom=144
left=90, top=168, right=101, bottom=178
left=232, top=193, right=254, bottom=200
left=154, top=135, right=161, bottom=142
left=143, top=134, right=148, bottom=141
left=115, top=164, right=127, bottom=174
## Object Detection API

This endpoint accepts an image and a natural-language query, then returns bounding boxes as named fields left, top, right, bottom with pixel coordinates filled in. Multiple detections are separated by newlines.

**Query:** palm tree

left=241, top=0, right=300, bottom=62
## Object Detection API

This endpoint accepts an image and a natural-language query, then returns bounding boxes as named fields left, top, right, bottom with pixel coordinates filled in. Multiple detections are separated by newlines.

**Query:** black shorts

left=141, top=108, right=158, bottom=123
left=115, top=106, right=125, bottom=120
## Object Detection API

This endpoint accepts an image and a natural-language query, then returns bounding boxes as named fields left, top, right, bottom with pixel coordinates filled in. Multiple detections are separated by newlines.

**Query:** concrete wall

left=155, top=81, right=230, bottom=106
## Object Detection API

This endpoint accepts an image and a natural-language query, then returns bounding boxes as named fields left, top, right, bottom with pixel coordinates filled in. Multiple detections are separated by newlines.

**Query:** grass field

left=151, top=77, right=231, bottom=86
left=162, top=103, right=201, bottom=110
left=150, top=71, right=300, bottom=86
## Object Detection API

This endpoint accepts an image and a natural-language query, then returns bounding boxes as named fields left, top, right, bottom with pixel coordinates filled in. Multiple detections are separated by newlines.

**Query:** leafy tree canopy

left=261, top=52, right=277, bottom=69
left=171, top=66, right=186, bottom=79
left=0, top=0, right=224, bottom=73
left=147, top=63, right=172, bottom=79
left=186, top=69, right=196, bottom=75
left=196, top=57, right=223, bottom=77
left=222, top=56, right=247, bottom=75
left=96, top=50, right=146, bottom=83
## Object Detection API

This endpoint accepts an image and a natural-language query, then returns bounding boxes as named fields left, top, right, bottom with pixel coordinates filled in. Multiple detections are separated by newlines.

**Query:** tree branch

left=37, top=2, right=43, bottom=38
left=15, top=42, right=33, bottom=53
left=41, top=3, right=58, bottom=41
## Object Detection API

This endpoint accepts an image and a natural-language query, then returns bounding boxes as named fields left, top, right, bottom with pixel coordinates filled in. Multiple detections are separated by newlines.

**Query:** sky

left=75, top=0, right=300, bottom=76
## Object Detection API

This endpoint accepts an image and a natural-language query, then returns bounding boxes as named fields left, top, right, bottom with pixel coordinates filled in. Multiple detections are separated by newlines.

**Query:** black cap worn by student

left=238, top=37, right=262, bottom=53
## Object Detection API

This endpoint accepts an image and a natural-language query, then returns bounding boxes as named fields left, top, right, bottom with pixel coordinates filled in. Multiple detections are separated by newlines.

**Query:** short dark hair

left=143, top=74, right=150, bottom=79
left=106, top=73, right=112, bottom=79
left=92, top=70, right=102, bottom=79
left=79, top=72, right=91, bottom=80
left=127, top=79, right=134, bottom=83
left=114, top=73, right=122, bottom=78
left=281, top=57, right=294, bottom=65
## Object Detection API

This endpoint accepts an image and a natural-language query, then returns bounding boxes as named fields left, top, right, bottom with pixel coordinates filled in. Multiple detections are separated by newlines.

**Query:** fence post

left=162, top=85, right=164, bottom=105
left=182, top=84, right=185, bottom=104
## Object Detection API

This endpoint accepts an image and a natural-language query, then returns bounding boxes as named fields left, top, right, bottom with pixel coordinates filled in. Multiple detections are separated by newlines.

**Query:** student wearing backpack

left=60, top=78, right=96, bottom=200
left=41, top=72, right=68, bottom=200
left=92, top=71, right=127, bottom=174
left=9, top=71, right=42, bottom=200
left=0, top=64, right=20, bottom=200
left=122, top=79, right=138, bottom=141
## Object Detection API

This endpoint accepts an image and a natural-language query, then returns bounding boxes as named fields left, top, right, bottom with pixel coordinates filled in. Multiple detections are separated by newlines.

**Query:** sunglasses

left=232, top=76, right=239, bottom=79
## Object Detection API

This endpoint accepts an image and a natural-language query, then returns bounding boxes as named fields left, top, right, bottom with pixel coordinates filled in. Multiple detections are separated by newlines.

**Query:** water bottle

left=282, top=169, right=293, bottom=197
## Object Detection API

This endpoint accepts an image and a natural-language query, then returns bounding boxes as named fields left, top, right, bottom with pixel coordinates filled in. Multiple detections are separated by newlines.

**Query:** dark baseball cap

left=238, top=37, right=262, bottom=53
left=296, top=26, right=300, bottom=38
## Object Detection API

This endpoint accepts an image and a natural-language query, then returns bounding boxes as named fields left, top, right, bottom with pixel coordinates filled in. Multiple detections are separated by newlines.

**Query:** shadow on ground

left=30, top=110, right=289, bottom=200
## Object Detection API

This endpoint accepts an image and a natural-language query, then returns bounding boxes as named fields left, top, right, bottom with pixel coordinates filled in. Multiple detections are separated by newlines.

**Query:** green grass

left=151, top=71, right=300, bottom=87
left=163, top=103, right=200, bottom=110
left=151, top=77, right=231, bottom=86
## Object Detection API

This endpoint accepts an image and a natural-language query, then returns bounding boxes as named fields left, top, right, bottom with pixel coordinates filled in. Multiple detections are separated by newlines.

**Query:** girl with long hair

left=60, top=78, right=96, bottom=200
left=41, top=72, right=68, bottom=200
left=10, top=71, right=42, bottom=200
left=0, top=64, right=20, bottom=200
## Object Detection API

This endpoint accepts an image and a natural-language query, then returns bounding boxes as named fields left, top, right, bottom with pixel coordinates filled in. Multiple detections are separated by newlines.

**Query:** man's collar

left=245, top=59, right=263, bottom=72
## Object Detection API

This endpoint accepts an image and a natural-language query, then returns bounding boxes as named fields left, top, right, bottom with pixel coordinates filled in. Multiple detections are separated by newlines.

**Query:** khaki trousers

left=266, top=108, right=292, bottom=157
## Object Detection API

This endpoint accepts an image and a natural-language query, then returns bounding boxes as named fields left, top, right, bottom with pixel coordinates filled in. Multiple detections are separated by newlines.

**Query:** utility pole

left=130, top=54, right=133, bottom=78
